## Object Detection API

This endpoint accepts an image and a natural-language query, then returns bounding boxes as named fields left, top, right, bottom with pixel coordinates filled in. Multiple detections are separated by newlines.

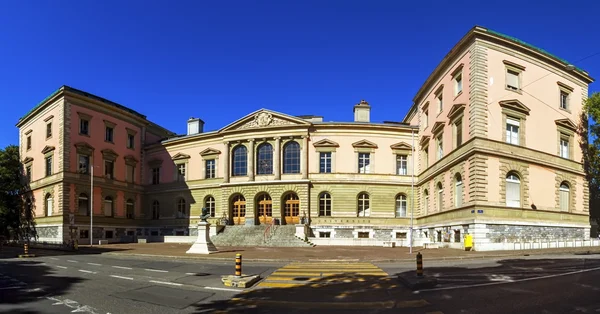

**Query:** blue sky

left=1, top=0, right=599, bottom=148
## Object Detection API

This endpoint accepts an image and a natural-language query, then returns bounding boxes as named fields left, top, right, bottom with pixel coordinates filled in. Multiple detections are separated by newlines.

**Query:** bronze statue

left=200, top=207, right=211, bottom=222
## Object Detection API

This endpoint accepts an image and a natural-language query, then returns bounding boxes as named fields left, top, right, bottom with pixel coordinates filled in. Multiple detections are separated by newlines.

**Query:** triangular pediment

left=431, top=121, right=446, bottom=135
left=352, top=139, right=378, bottom=149
left=499, top=99, right=530, bottom=115
left=200, top=148, right=222, bottom=156
left=74, top=142, right=94, bottom=150
left=447, top=103, right=466, bottom=120
left=219, top=109, right=312, bottom=133
left=555, top=118, right=577, bottom=131
left=124, top=155, right=138, bottom=163
left=420, top=135, right=431, bottom=147
left=23, top=157, right=34, bottom=164
left=101, top=149, right=119, bottom=159
left=172, top=152, right=191, bottom=160
left=313, top=139, right=340, bottom=148
left=41, top=145, right=55, bottom=154
left=390, top=142, right=412, bottom=150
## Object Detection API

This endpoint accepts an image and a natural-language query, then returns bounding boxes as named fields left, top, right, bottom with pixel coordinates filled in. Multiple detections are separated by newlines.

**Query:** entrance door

left=283, top=193, right=300, bottom=224
left=257, top=193, right=273, bottom=224
left=231, top=195, right=246, bottom=225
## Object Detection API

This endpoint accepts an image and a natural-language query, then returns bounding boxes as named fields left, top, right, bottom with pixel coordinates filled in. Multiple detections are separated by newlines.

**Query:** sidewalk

left=69, top=243, right=600, bottom=263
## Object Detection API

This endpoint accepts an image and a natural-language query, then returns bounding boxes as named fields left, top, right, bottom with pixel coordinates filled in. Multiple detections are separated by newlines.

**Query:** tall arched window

left=257, top=143, right=273, bottom=174
left=559, top=182, right=570, bottom=212
left=177, top=198, right=186, bottom=218
left=437, top=182, right=443, bottom=211
left=152, top=200, right=160, bottom=219
left=205, top=196, right=216, bottom=217
left=283, top=141, right=300, bottom=174
left=232, top=145, right=247, bottom=176
left=395, top=194, right=407, bottom=217
left=104, top=196, right=113, bottom=217
left=454, top=174, right=463, bottom=208
left=45, top=194, right=53, bottom=217
left=423, top=189, right=429, bottom=215
left=319, top=192, right=331, bottom=217
left=126, top=199, right=134, bottom=219
left=357, top=192, right=370, bottom=217
left=78, top=193, right=89, bottom=216
left=506, top=172, right=521, bottom=207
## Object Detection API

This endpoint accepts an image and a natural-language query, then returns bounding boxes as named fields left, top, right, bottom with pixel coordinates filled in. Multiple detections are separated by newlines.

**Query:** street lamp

left=410, top=128, right=415, bottom=254
left=89, top=164, right=100, bottom=246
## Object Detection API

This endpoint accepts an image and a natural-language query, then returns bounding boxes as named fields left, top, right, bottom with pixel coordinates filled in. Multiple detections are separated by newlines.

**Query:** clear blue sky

left=1, top=0, right=599, bottom=148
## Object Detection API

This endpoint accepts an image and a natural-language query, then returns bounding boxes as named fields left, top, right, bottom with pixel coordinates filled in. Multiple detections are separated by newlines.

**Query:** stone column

left=274, top=137, right=281, bottom=180
left=301, top=136, right=309, bottom=179
left=223, top=142, right=230, bottom=183
left=248, top=139, right=255, bottom=181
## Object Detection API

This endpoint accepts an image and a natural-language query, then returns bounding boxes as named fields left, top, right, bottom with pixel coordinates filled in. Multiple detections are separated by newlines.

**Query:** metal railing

left=263, top=219, right=277, bottom=243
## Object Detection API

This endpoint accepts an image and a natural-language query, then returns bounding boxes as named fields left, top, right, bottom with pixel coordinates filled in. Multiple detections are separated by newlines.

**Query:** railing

left=263, top=219, right=277, bottom=243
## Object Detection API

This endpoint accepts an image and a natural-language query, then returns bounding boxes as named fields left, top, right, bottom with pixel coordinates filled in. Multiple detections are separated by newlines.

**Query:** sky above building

left=1, top=0, right=599, bottom=148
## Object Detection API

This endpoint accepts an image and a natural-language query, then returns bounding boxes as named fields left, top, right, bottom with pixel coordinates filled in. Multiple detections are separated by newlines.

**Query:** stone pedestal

left=186, top=222, right=218, bottom=254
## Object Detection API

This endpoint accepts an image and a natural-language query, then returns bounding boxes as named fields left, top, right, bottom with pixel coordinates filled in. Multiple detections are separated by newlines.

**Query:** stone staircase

left=211, top=225, right=316, bottom=247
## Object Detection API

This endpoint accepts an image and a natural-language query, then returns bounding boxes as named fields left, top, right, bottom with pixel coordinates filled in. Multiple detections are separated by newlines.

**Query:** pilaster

left=468, top=154, right=488, bottom=202
left=468, top=41, right=489, bottom=138
left=274, top=137, right=281, bottom=180
left=248, top=139, right=255, bottom=181
left=223, top=141, right=230, bottom=183
left=301, top=136, right=309, bottom=180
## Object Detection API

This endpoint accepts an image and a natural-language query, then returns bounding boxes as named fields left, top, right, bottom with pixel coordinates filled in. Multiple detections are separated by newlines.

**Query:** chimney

left=187, top=117, right=204, bottom=135
left=353, top=99, right=371, bottom=122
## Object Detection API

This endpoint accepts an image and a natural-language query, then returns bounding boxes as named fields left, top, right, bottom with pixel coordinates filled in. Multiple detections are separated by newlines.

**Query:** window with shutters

left=506, top=117, right=520, bottom=145
left=506, top=173, right=521, bottom=207
left=559, top=182, right=570, bottom=212
left=454, top=174, right=463, bottom=207
left=506, top=69, right=520, bottom=90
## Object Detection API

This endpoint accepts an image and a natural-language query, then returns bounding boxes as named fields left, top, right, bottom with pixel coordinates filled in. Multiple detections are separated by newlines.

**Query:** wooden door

left=232, top=196, right=246, bottom=225
left=284, top=193, right=300, bottom=224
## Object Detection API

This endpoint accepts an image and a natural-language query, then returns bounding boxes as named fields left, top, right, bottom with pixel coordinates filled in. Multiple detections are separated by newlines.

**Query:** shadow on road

left=0, top=245, right=130, bottom=259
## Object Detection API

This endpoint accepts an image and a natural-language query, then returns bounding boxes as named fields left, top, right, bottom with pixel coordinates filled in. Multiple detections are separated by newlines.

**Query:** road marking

left=144, top=268, right=168, bottom=273
left=56, top=265, right=67, bottom=269
left=186, top=272, right=197, bottom=275
left=49, top=257, right=58, bottom=260
left=87, top=263, right=102, bottom=266
left=415, top=266, right=600, bottom=293
left=230, top=298, right=403, bottom=309
left=112, top=266, right=133, bottom=270
left=110, top=275, right=133, bottom=280
left=203, top=286, right=243, bottom=292
left=67, top=260, right=78, bottom=263
left=149, top=280, right=182, bottom=286
left=78, top=270, right=97, bottom=274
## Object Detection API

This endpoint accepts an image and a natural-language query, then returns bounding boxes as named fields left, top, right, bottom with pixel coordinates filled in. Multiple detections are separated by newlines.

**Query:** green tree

left=0, top=145, right=35, bottom=241
left=581, top=92, right=600, bottom=222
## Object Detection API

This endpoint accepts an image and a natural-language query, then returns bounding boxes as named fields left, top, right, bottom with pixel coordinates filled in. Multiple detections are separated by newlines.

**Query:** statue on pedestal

left=200, top=207, right=211, bottom=222
left=186, top=208, right=219, bottom=254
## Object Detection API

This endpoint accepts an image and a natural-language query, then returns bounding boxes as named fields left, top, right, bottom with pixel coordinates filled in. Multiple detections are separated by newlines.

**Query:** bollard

left=416, top=252, right=423, bottom=277
left=235, top=254, right=242, bottom=277
left=24, top=243, right=29, bottom=255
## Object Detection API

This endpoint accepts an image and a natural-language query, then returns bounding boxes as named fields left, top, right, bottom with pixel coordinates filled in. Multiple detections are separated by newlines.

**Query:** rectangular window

left=506, top=69, right=520, bottom=90
left=26, top=136, right=31, bottom=150
left=396, top=232, right=407, bottom=239
left=455, top=73, right=463, bottom=95
left=127, top=134, right=135, bottom=149
left=79, top=155, right=89, bottom=174
left=560, top=137, right=569, bottom=158
left=560, top=91, right=569, bottom=110
left=79, top=230, right=89, bottom=239
left=423, top=146, right=429, bottom=169
left=357, top=232, right=370, bottom=239
left=319, top=152, right=332, bottom=173
left=45, top=156, right=53, bottom=177
left=105, top=127, right=114, bottom=142
left=205, top=159, right=216, bottom=178
left=455, top=120, right=463, bottom=147
left=319, top=232, right=331, bottom=238
left=396, top=155, right=407, bottom=175
left=358, top=153, right=370, bottom=174
left=46, top=123, right=52, bottom=138
left=177, top=164, right=186, bottom=181
left=319, top=193, right=331, bottom=217
left=104, top=160, right=114, bottom=179
left=152, top=167, right=160, bottom=184
left=437, top=93, right=443, bottom=113
left=105, top=230, right=113, bottom=239
left=437, top=135, right=443, bottom=160
left=126, top=165, right=134, bottom=183
left=26, top=165, right=32, bottom=182
left=506, top=118, right=520, bottom=145
left=423, top=110, right=429, bottom=128
left=80, top=119, right=89, bottom=135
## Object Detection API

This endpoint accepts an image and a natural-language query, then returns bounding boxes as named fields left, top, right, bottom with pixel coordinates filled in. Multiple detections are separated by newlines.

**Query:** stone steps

left=211, top=224, right=315, bottom=247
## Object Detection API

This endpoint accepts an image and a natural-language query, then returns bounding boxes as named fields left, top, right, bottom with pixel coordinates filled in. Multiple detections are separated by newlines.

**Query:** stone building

left=16, top=26, right=595, bottom=251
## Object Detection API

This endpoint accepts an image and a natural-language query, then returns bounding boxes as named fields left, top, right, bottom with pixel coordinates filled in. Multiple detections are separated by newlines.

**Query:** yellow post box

left=464, top=234, right=473, bottom=251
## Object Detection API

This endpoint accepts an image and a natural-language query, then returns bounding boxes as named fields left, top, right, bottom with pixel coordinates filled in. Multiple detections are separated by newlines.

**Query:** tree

left=581, top=92, right=600, bottom=222
left=0, top=145, right=35, bottom=241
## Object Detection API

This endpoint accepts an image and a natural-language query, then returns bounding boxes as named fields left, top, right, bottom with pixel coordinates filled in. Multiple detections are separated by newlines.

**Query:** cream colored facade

left=16, top=26, right=596, bottom=250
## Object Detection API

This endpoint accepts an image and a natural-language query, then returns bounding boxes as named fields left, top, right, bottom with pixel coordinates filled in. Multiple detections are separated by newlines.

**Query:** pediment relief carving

left=313, top=139, right=340, bottom=147
left=220, top=109, right=311, bottom=132
left=352, top=139, right=378, bottom=149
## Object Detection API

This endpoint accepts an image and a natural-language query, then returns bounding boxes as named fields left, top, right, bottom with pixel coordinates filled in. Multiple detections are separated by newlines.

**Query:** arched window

left=559, top=182, right=570, bottom=212
left=395, top=194, right=407, bottom=217
left=257, top=143, right=273, bottom=175
left=423, top=189, right=429, bottom=215
left=78, top=193, right=89, bottom=216
left=45, top=194, right=53, bottom=216
left=232, top=145, right=247, bottom=176
left=104, top=196, right=113, bottom=217
left=454, top=174, right=463, bottom=208
left=205, top=196, right=216, bottom=217
left=152, top=200, right=160, bottom=220
left=357, top=192, right=370, bottom=217
left=319, top=192, right=331, bottom=217
left=283, top=141, right=300, bottom=174
left=177, top=198, right=186, bottom=218
left=506, top=172, right=521, bottom=207
left=126, top=199, right=134, bottom=219
left=437, top=182, right=443, bottom=211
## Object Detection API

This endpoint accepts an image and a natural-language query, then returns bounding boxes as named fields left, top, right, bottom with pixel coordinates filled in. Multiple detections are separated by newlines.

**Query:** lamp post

left=90, top=164, right=94, bottom=246
left=410, top=128, right=415, bottom=254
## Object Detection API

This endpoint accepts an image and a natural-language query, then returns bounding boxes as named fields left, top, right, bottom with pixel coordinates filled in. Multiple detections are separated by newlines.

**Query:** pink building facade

left=16, top=26, right=596, bottom=251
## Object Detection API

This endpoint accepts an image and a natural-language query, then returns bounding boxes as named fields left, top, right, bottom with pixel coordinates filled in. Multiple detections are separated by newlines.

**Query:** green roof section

left=485, top=28, right=586, bottom=73
left=18, top=87, right=62, bottom=122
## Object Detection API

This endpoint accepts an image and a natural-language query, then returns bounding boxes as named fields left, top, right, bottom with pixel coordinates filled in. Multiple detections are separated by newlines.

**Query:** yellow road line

left=257, top=282, right=304, bottom=288
left=270, top=271, right=388, bottom=276
left=263, top=276, right=371, bottom=282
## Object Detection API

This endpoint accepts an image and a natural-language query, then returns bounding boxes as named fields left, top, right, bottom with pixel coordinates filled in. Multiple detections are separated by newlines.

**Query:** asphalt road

left=1, top=248, right=600, bottom=313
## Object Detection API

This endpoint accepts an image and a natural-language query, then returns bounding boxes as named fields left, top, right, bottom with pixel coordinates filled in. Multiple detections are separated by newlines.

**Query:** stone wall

left=486, top=224, right=585, bottom=243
